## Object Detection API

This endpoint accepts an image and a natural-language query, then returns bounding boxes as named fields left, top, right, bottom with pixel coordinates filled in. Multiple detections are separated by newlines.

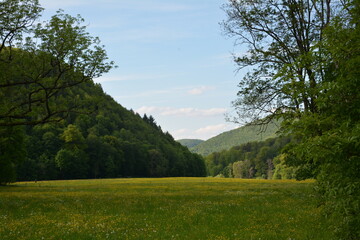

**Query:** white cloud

left=163, top=108, right=226, bottom=117
left=136, top=106, right=161, bottom=114
left=187, top=86, right=214, bottom=95
left=94, top=76, right=125, bottom=83
left=194, top=123, right=237, bottom=139
left=136, top=106, right=227, bottom=117
left=171, top=128, right=194, bottom=140
left=171, top=124, right=237, bottom=140
left=172, top=128, right=188, bottom=137
left=195, top=124, right=233, bottom=135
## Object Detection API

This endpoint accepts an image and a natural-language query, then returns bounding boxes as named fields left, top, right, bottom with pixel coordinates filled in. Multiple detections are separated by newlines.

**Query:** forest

left=2, top=79, right=206, bottom=181
left=15, top=81, right=206, bottom=181
left=205, top=136, right=296, bottom=180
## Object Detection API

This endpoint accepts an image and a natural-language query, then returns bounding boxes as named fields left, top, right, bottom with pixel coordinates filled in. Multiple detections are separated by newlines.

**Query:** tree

left=61, top=124, right=85, bottom=150
left=232, top=161, right=244, bottom=178
left=55, top=148, right=88, bottom=179
left=148, top=149, right=168, bottom=177
left=0, top=126, right=26, bottom=184
left=0, top=0, right=42, bottom=52
left=223, top=0, right=359, bottom=237
left=221, top=0, right=336, bottom=124
left=56, top=124, right=88, bottom=179
left=272, top=154, right=297, bottom=180
left=0, top=1, right=115, bottom=127
left=0, top=0, right=114, bottom=184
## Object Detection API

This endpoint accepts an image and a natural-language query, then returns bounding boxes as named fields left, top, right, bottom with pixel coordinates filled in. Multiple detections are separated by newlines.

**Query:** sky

left=40, top=0, right=246, bottom=140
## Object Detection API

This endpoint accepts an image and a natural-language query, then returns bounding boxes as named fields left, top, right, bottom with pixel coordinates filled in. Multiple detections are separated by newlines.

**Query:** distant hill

left=190, top=121, right=279, bottom=156
left=177, top=139, right=204, bottom=148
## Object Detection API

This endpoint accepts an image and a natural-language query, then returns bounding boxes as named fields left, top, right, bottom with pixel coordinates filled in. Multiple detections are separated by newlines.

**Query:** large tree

left=222, top=0, right=359, bottom=238
left=222, top=0, right=337, bottom=124
left=0, top=0, right=115, bottom=184
left=0, top=0, right=115, bottom=127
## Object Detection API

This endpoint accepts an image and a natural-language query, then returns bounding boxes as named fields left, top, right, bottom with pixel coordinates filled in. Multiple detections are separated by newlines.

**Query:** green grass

left=0, top=178, right=333, bottom=240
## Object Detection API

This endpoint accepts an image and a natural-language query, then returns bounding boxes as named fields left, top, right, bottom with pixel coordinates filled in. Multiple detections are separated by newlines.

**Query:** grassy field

left=0, top=178, right=333, bottom=240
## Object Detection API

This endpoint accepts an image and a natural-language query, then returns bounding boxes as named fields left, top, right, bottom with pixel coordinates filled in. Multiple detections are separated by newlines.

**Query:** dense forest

left=14, top=81, right=206, bottom=181
left=205, top=136, right=295, bottom=179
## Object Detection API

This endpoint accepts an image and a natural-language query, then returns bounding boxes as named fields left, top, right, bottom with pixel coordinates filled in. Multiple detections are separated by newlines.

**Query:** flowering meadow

left=0, top=178, right=333, bottom=239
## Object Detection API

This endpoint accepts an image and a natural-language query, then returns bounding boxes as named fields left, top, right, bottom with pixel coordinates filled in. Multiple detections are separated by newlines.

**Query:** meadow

left=0, top=178, right=333, bottom=240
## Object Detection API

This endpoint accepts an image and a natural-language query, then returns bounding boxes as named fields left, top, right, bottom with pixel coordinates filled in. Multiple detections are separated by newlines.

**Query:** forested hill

left=17, top=81, right=206, bottom=181
left=205, top=136, right=295, bottom=179
left=190, top=121, right=279, bottom=156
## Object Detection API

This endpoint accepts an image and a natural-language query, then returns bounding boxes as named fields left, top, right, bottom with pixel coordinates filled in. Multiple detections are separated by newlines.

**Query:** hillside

left=177, top=139, right=204, bottom=148
left=190, top=121, right=279, bottom=156
left=205, top=136, right=294, bottom=179
left=15, top=81, right=206, bottom=181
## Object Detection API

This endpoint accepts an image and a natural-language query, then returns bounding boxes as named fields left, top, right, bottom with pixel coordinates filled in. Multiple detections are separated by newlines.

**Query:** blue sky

left=41, top=0, right=245, bottom=140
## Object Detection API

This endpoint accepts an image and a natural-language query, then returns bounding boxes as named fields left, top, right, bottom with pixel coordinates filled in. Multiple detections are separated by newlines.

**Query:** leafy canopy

left=0, top=0, right=115, bottom=127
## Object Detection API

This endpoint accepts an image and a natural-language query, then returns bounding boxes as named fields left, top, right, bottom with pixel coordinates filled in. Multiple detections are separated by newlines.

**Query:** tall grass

left=0, top=178, right=333, bottom=239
